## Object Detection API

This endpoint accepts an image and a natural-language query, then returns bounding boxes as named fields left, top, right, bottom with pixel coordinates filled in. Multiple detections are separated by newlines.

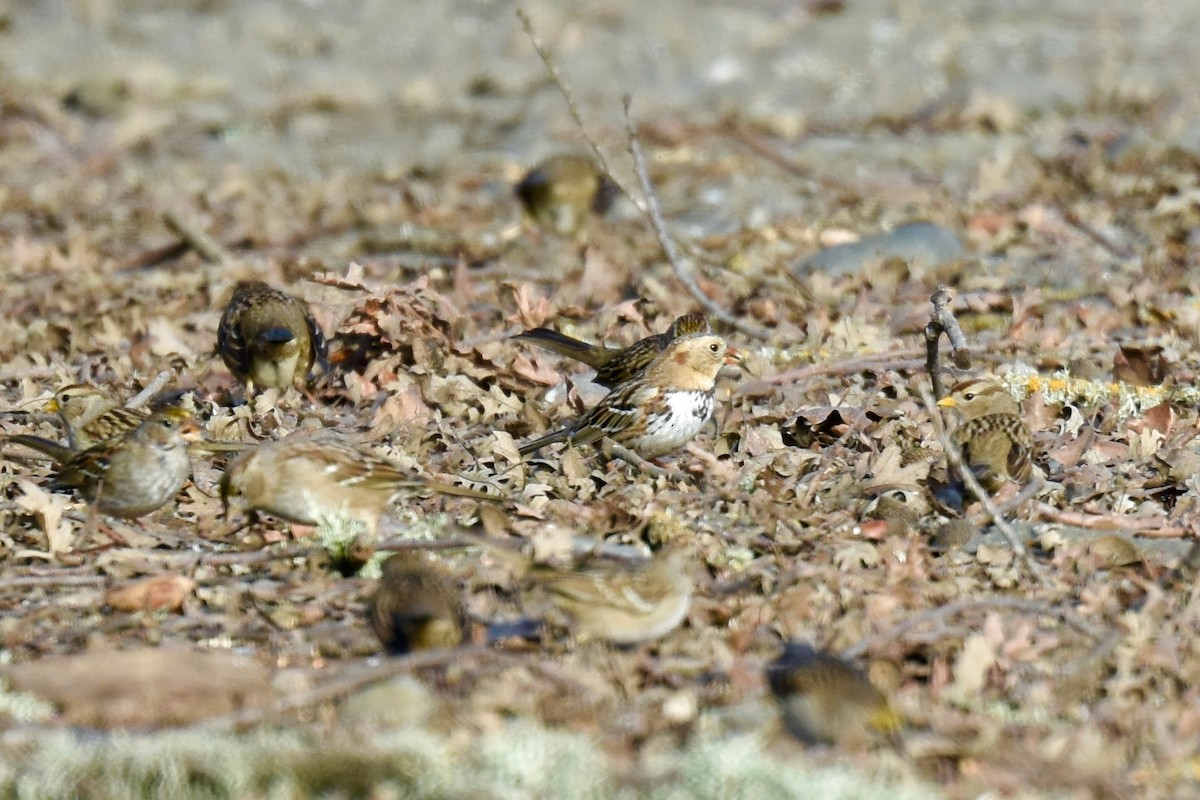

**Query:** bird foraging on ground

left=4, top=407, right=199, bottom=519
left=766, top=641, right=902, bottom=747
left=46, top=383, right=149, bottom=450
left=219, top=433, right=492, bottom=537
left=513, top=314, right=711, bottom=389
left=368, top=552, right=465, bottom=654
left=216, top=280, right=328, bottom=392
left=534, top=545, right=694, bottom=644
left=936, top=378, right=1033, bottom=491
left=517, top=333, right=739, bottom=460
left=514, top=153, right=618, bottom=236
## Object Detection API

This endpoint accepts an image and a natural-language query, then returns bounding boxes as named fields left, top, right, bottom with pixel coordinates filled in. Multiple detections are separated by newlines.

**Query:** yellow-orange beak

left=936, top=396, right=957, bottom=408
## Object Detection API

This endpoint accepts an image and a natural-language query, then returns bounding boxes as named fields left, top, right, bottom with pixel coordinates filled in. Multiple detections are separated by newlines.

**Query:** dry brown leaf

left=104, top=574, right=197, bottom=613
left=14, top=479, right=73, bottom=554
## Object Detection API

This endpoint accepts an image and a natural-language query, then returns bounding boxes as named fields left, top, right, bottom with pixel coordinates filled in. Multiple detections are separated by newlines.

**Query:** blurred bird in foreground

left=535, top=546, right=694, bottom=644
left=513, top=314, right=711, bottom=389
left=517, top=333, right=739, bottom=460
left=469, top=533, right=695, bottom=645
left=369, top=552, right=465, bottom=654
left=766, top=641, right=902, bottom=747
left=220, top=433, right=493, bottom=537
left=217, top=280, right=328, bottom=392
left=937, top=378, right=1033, bottom=491
left=515, top=153, right=618, bottom=236
left=3, top=407, right=199, bottom=519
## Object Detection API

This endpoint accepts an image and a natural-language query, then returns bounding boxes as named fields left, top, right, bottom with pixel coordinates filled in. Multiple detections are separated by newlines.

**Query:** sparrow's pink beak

left=724, top=347, right=742, bottom=365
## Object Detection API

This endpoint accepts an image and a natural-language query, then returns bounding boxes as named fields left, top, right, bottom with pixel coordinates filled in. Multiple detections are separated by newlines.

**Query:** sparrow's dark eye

left=60, top=394, right=69, bottom=404
left=709, top=343, right=719, bottom=353
left=964, top=392, right=976, bottom=401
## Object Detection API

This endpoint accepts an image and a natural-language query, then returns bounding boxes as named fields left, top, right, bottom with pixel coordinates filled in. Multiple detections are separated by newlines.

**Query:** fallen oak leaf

left=105, top=574, right=197, bottom=613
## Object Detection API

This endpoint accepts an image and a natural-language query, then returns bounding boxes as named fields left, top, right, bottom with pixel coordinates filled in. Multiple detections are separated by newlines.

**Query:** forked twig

left=924, top=285, right=970, bottom=398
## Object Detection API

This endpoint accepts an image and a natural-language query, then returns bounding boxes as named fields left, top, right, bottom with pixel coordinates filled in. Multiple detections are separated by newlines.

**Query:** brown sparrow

left=531, top=545, right=694, bottom=644
left=513, top=314, right=711, bottom=389
left=216, top=280, right=328, bottom=392
left=220, top=433, right=492, bottom=536
left=46, top=384, right=148, bottom=450
left=937, top=378, right=1033, bottom=491
left=368, top=552, right=465, bottom=654
left=517, top=333, right=739, bottom=459
left=4, top=407, right=198, bottom=519
left=514, top=153, right=618, bottom=236
left=766, top=641, right=902, bottom=746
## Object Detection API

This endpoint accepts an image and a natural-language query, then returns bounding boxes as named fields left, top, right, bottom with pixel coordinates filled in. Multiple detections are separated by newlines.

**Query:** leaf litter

left=2, top=37, right=1200, bottom=800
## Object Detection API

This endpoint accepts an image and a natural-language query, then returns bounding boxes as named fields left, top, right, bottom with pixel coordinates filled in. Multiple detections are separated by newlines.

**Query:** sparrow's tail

left=511, top=328, right=613, bottom=368
left=517, top=426, right=572, bottom=457
left=1, top=434, right=75, bottom=464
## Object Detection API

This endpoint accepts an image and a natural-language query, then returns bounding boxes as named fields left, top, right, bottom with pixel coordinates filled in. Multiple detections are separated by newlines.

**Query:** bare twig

left=977, top=474, right=1045, bottom=521
left=125, top=370, right=173, bottom=410
left=736, top=353, right=927, bottom=396
left=1060, top=207, right=1135, bottom=260
left=843, top=596, right=1107, bottom=660
left=0, top=574, right=107, bottom=590
left=918, top=381, right=1051, bottom=588
left=1032, top=504, right=1189, bottom=538
left=514, top=8, right=639, bottom=211
left=924, top=285, right=970, bottom=399
left=162, top=211, right=231, bottom=265
left=621, top=97, right=769, bottom=339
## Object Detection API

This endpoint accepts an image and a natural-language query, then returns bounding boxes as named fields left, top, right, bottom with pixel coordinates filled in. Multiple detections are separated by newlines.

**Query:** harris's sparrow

left=766, top=641, right=902, bottom=747
left=514, top=153, right=618, bottom=236
left=937, top=378, right=1033, bottom=491
left=217, top=280, right=328, bottom=392
left=517, top=333, right=739, bottom=459
left=220, top=433, right=492, bottom=537
left=369, top=552, right=465, bottom=654
left=4, top=407, right=198, bottom=519
left=513, top=314, right=711, bottom=389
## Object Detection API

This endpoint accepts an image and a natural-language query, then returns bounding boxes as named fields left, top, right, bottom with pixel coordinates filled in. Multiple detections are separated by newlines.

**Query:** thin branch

left=622, top=96, right=769, bottom=339
left=125, top=370, right=173, bottom=410
left=0, top=574, right=107, bottom=590
left=975, top=474, right=1045, bottom=522
left=917, top=381, right=1051, bottom=588
left=1032, top=504, right=1189, bottom=538
left=162, top=211, right=231, bottom=265
left=924, top=285, right=970, bottom=399
left=1059, top=207, right=1134, bottom=260
left=514, top=8, right=640, bottom=212
left=736, top=354, right=927, bottom=396
left=843, top=596, right=1107, bottom=660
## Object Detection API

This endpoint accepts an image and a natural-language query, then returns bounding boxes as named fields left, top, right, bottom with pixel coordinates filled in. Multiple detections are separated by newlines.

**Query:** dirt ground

left=3, top=1, right=1200, bottom=798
